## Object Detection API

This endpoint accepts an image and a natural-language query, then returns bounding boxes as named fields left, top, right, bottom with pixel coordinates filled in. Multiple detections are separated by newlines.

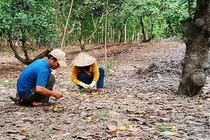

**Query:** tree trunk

left=177, top=0, right=210, bottom=96
left=110, top=26, right=112, bottom=42
left=101, top=24, right=104, bottom=43
left=7, top=31, right=51, bottom=65
left=104, top=0, right=108, bottom=68
left=139, top=16, right=146, bottom=42
left=124, top=23, right=127, bottom=43
left=61, top=0, right=74, bottom=48
left=149, top=16, right=154, bottom=41
left=119, top=27, right=124, bottom=43
left=119, top=19, right=127, bottom=43
left=79, top=22, right=85, bottom=51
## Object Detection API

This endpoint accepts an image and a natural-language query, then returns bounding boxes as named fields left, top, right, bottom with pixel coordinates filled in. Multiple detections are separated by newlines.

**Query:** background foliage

left=0, top=0, right=190, bottom=49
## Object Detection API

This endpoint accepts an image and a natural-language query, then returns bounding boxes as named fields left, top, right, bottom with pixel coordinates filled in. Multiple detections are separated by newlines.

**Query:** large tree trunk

left=177, top=0, right=210, bottom=96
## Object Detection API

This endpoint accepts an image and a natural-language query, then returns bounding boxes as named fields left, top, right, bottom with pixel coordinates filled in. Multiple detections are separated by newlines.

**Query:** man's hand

left=79, top=82, right=89, bottom=89
left=53, top=91, right=63, bottom=99
left=89, top=81, right=96, bottom=88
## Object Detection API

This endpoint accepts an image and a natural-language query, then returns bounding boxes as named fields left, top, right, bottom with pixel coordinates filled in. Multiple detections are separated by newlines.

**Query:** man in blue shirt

left=10, top=49, right=67, bottom=106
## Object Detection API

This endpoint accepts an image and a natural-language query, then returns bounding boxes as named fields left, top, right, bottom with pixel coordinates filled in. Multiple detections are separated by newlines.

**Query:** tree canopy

left=0, top=0, right=190, bottom=63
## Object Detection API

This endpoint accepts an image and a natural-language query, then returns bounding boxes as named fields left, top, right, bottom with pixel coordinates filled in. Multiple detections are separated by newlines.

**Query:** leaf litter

left=0, top=42, right=210, bottom=139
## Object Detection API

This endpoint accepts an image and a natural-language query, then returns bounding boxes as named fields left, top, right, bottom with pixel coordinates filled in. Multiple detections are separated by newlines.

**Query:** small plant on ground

left=0, top=80, right=16, bottom=88
left=154, top=122, right=168, bottom=132
left=77, top=88, right=85, bottom=93
left=96, top=108, right=110, bottom=119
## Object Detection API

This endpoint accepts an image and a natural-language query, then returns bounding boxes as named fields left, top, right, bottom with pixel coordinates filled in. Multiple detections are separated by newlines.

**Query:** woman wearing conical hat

left=71, top=52, right=105, bottom=92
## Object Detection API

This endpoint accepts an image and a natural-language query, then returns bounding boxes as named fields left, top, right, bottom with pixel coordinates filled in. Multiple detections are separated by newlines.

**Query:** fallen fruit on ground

left=87, top=117, right=92, bottom=121
left=171, top=126, right=177, bottom=132
left=119, top=126, right=126, bottom=131
left=128, top=125, right=133, bottom=129
left=198, top=105, right=203, bottom=109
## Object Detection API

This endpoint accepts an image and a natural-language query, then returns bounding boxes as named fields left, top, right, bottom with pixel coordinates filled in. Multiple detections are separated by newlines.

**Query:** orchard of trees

left=1, top=0, right=210, bottom=97
left=0, top=0, right=189, bottom=61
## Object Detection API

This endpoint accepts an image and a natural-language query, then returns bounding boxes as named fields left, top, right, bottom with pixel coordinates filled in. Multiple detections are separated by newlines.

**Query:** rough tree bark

left=177, top=0, right=210, bottom=96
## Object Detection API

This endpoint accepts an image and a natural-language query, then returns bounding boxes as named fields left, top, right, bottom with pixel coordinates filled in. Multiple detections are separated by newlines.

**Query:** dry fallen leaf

left=106, top=124, right=118, bottom=131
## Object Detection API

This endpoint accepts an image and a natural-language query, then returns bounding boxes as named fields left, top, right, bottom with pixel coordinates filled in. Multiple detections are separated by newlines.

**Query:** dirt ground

left=0, top=42, right=210, bottom=140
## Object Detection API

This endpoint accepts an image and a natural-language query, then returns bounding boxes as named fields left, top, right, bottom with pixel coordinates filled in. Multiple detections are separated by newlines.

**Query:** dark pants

left=21, top=74, right=55, bottom=105
left=78, top=67, right=105, bottom=88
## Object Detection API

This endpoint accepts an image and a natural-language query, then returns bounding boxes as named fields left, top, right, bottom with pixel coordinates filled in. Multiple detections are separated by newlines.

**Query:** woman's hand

left=79, top=82, right=89, bottom=89
left=89, top=81, right=96, bottom=88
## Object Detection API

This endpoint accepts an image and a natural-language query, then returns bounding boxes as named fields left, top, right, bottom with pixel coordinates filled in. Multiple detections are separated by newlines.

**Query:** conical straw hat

left=72, top=52, right=96, bottom=67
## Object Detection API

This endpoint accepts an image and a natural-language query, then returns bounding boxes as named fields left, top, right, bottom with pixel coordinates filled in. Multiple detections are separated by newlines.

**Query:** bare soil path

left=0, top=42, right=210, bottom=140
